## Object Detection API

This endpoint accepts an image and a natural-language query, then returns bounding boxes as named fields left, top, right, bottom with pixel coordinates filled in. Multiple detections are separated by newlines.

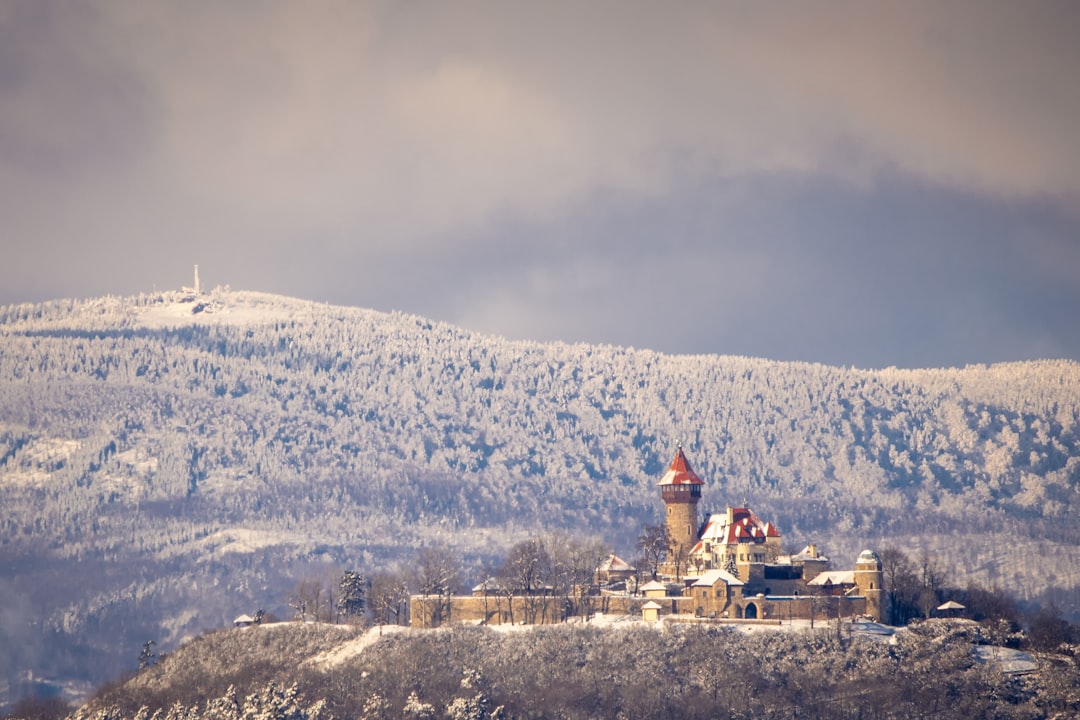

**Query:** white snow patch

left=1, top=437, right=81, bottom=487
left=973, top=646, right=1038, bottom=674
left=135, top=291, right=321, bottom=328
left=305, top=625, right=409, bottom=669
left=197, top=528, right=315, bottom=556
left=113, top=447, right=158, bottom=474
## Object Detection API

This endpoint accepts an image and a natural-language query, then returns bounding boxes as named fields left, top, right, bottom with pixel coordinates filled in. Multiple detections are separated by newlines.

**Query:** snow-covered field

left=135, top=291, right=322, bottom=328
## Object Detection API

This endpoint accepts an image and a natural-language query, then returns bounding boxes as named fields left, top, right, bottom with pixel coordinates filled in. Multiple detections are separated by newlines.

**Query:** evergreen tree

left=138, top=640, right=156, bottom=670
left=337, top=570, right=367, bottom=621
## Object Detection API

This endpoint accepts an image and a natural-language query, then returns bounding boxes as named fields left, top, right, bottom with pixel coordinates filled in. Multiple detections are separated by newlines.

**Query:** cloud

left=1, top=1, right=1078, bottom=366
left=11, top=1, right=1079, bottom=234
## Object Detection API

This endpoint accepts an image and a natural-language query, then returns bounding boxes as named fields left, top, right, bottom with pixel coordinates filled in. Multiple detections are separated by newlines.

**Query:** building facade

left=410, top=447, right=886, bottom=627
left=656, top=447, right=885, bottom=623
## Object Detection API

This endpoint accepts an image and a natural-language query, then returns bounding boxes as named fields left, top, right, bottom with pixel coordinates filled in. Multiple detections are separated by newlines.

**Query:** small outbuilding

left=233, top=614, right=256, bottom=627
left=596, top=554, right=636, bottom=583
left=642, top=601, right=663, bottom=623
left=640, top=580, right=668, bottom=598
left=936, top=600, right=966, bottom=618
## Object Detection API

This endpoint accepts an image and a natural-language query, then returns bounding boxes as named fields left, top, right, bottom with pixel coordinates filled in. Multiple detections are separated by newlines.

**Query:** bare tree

left=916, top=550, right=945, bottom=620
left=289, top=578, right=333, bottom=622
left=368, top=570, right=410, bottom=631
left=878, top=546, right=920, bottom=625
left=413, top=544, right=460, bottom=627
left=559, top=535, right=608, bottom=621
left=500, top=538, right=552, bottom=624
left=635, top=523, right=669, bottom=580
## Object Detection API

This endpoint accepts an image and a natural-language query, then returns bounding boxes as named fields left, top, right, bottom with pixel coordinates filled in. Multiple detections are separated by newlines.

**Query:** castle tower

left=854, top=549, right=885, bottom=623
left=193, top=264, right=200, bottom=295
left=658, top=446, right=704, bottom=571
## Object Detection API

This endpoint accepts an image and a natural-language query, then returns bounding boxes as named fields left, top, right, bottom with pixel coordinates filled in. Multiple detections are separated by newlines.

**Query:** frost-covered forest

left=1, top=289, right=1079, bottom=704
left=69, top=621, right=1080, bottom=719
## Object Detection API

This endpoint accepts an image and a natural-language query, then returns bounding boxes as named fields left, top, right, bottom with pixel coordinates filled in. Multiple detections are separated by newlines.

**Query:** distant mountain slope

left=1, top=288, right=1079, bottom=704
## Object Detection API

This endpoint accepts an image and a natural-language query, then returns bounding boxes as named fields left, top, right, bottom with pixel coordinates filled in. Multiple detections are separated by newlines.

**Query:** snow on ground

left=260, top=616, right=1040, bottom=677
left=196, top=528, right=320, bottom=556
left=0, top=436, right=82, bottom=487
left=135, top=291, right=319, bottom=328
left=973, top=646, right=1038, bottom=675
left=304, top=625, right=409, bottom=670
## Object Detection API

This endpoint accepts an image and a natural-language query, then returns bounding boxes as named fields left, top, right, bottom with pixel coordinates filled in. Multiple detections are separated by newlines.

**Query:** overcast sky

left=2, top=1, right=1079, bottom=369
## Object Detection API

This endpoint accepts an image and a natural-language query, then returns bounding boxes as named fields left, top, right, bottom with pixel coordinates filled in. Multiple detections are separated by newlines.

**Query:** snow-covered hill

left=1, top=288, right=1079, bottom=706
left=69, top=620, right=1075, bottom=719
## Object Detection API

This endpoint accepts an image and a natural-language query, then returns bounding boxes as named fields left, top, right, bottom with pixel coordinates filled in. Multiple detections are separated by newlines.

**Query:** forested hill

left=69, top=621, right=1080, bottom=720
left=1, top=289, right=1079, bottom=700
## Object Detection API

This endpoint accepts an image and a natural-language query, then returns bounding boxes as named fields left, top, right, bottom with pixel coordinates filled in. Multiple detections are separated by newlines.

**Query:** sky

left=2, top=1, right=1079, bottom=369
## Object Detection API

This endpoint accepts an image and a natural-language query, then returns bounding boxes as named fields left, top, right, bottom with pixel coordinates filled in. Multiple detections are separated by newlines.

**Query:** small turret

left=854, top=549, right=885, bottom=622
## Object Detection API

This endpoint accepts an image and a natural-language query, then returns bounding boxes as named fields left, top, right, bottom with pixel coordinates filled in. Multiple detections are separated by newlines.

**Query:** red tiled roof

left=695, top=505, right=783, bottom=550
left=657, top=446, right=705, bottom=486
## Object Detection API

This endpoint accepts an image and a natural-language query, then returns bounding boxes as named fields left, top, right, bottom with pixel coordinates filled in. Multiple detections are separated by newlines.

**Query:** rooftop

left=657, top=446, right=705, bottom=486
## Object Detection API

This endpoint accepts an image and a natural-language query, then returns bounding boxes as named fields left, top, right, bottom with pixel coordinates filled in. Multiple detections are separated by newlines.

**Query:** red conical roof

left=657, top=446, right=705, bottom=486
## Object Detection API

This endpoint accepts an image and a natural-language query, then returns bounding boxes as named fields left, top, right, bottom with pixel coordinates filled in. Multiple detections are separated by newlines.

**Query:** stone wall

left=410, top=593, right=870, bottom=627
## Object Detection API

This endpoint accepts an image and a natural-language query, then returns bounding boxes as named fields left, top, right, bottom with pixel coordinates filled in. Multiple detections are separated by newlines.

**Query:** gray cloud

left=1, top=1, right=1078, bottom=367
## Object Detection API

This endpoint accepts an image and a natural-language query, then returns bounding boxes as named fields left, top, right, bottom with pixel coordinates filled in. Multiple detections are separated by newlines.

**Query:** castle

left=410, top=446, right=885, bottom=626
left=653, top=445, right=885, bottom=623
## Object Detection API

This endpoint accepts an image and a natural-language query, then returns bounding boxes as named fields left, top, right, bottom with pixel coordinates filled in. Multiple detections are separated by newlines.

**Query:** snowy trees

left=138, top=640, right=157, bottom=670
left=336, top=571, right=366, bottom=622
left=69, top=682, right=328, bottom=720
left=2, top=290, right=1080, bottom=704
left=71, top=619, right=1080, bottom=720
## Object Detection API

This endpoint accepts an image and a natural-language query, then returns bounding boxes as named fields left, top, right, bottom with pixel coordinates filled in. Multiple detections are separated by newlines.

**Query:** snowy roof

left=472, top=578, right=501, bottom=593
left=857, top=549, right=881, bottom=565
left=807, top=570, right=855, bottom=586
left=790, top=545, right=829, bottom=562
left=598, top=554, right=635, bottom=573
left=691, top=569, right=744, bottom=587
left=692, top=507, right=780, bottom=552
left=641, top=601, right=663, bottom=610
left=657, top=446, right=705, bottom=486
left=937, top=600, right=966, bottom=610
left=233, top=614, right=255, bottom=624
left=639, top=580, right=668, bottom=592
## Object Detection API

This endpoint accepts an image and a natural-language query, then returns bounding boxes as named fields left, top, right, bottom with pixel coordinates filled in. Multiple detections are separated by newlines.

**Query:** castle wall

left=741, top=595, right=868, bottom=622
left=411, top=595, right=564, bottom=628
left=410, top=592, right=870, bottom=627
left=410, top=594, right=700, bottom=628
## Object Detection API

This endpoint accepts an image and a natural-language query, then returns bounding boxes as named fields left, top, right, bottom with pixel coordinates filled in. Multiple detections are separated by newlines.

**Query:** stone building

left=410, top=447, right=886, bottom=627
left=656, top=447, right=885, bottom=623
